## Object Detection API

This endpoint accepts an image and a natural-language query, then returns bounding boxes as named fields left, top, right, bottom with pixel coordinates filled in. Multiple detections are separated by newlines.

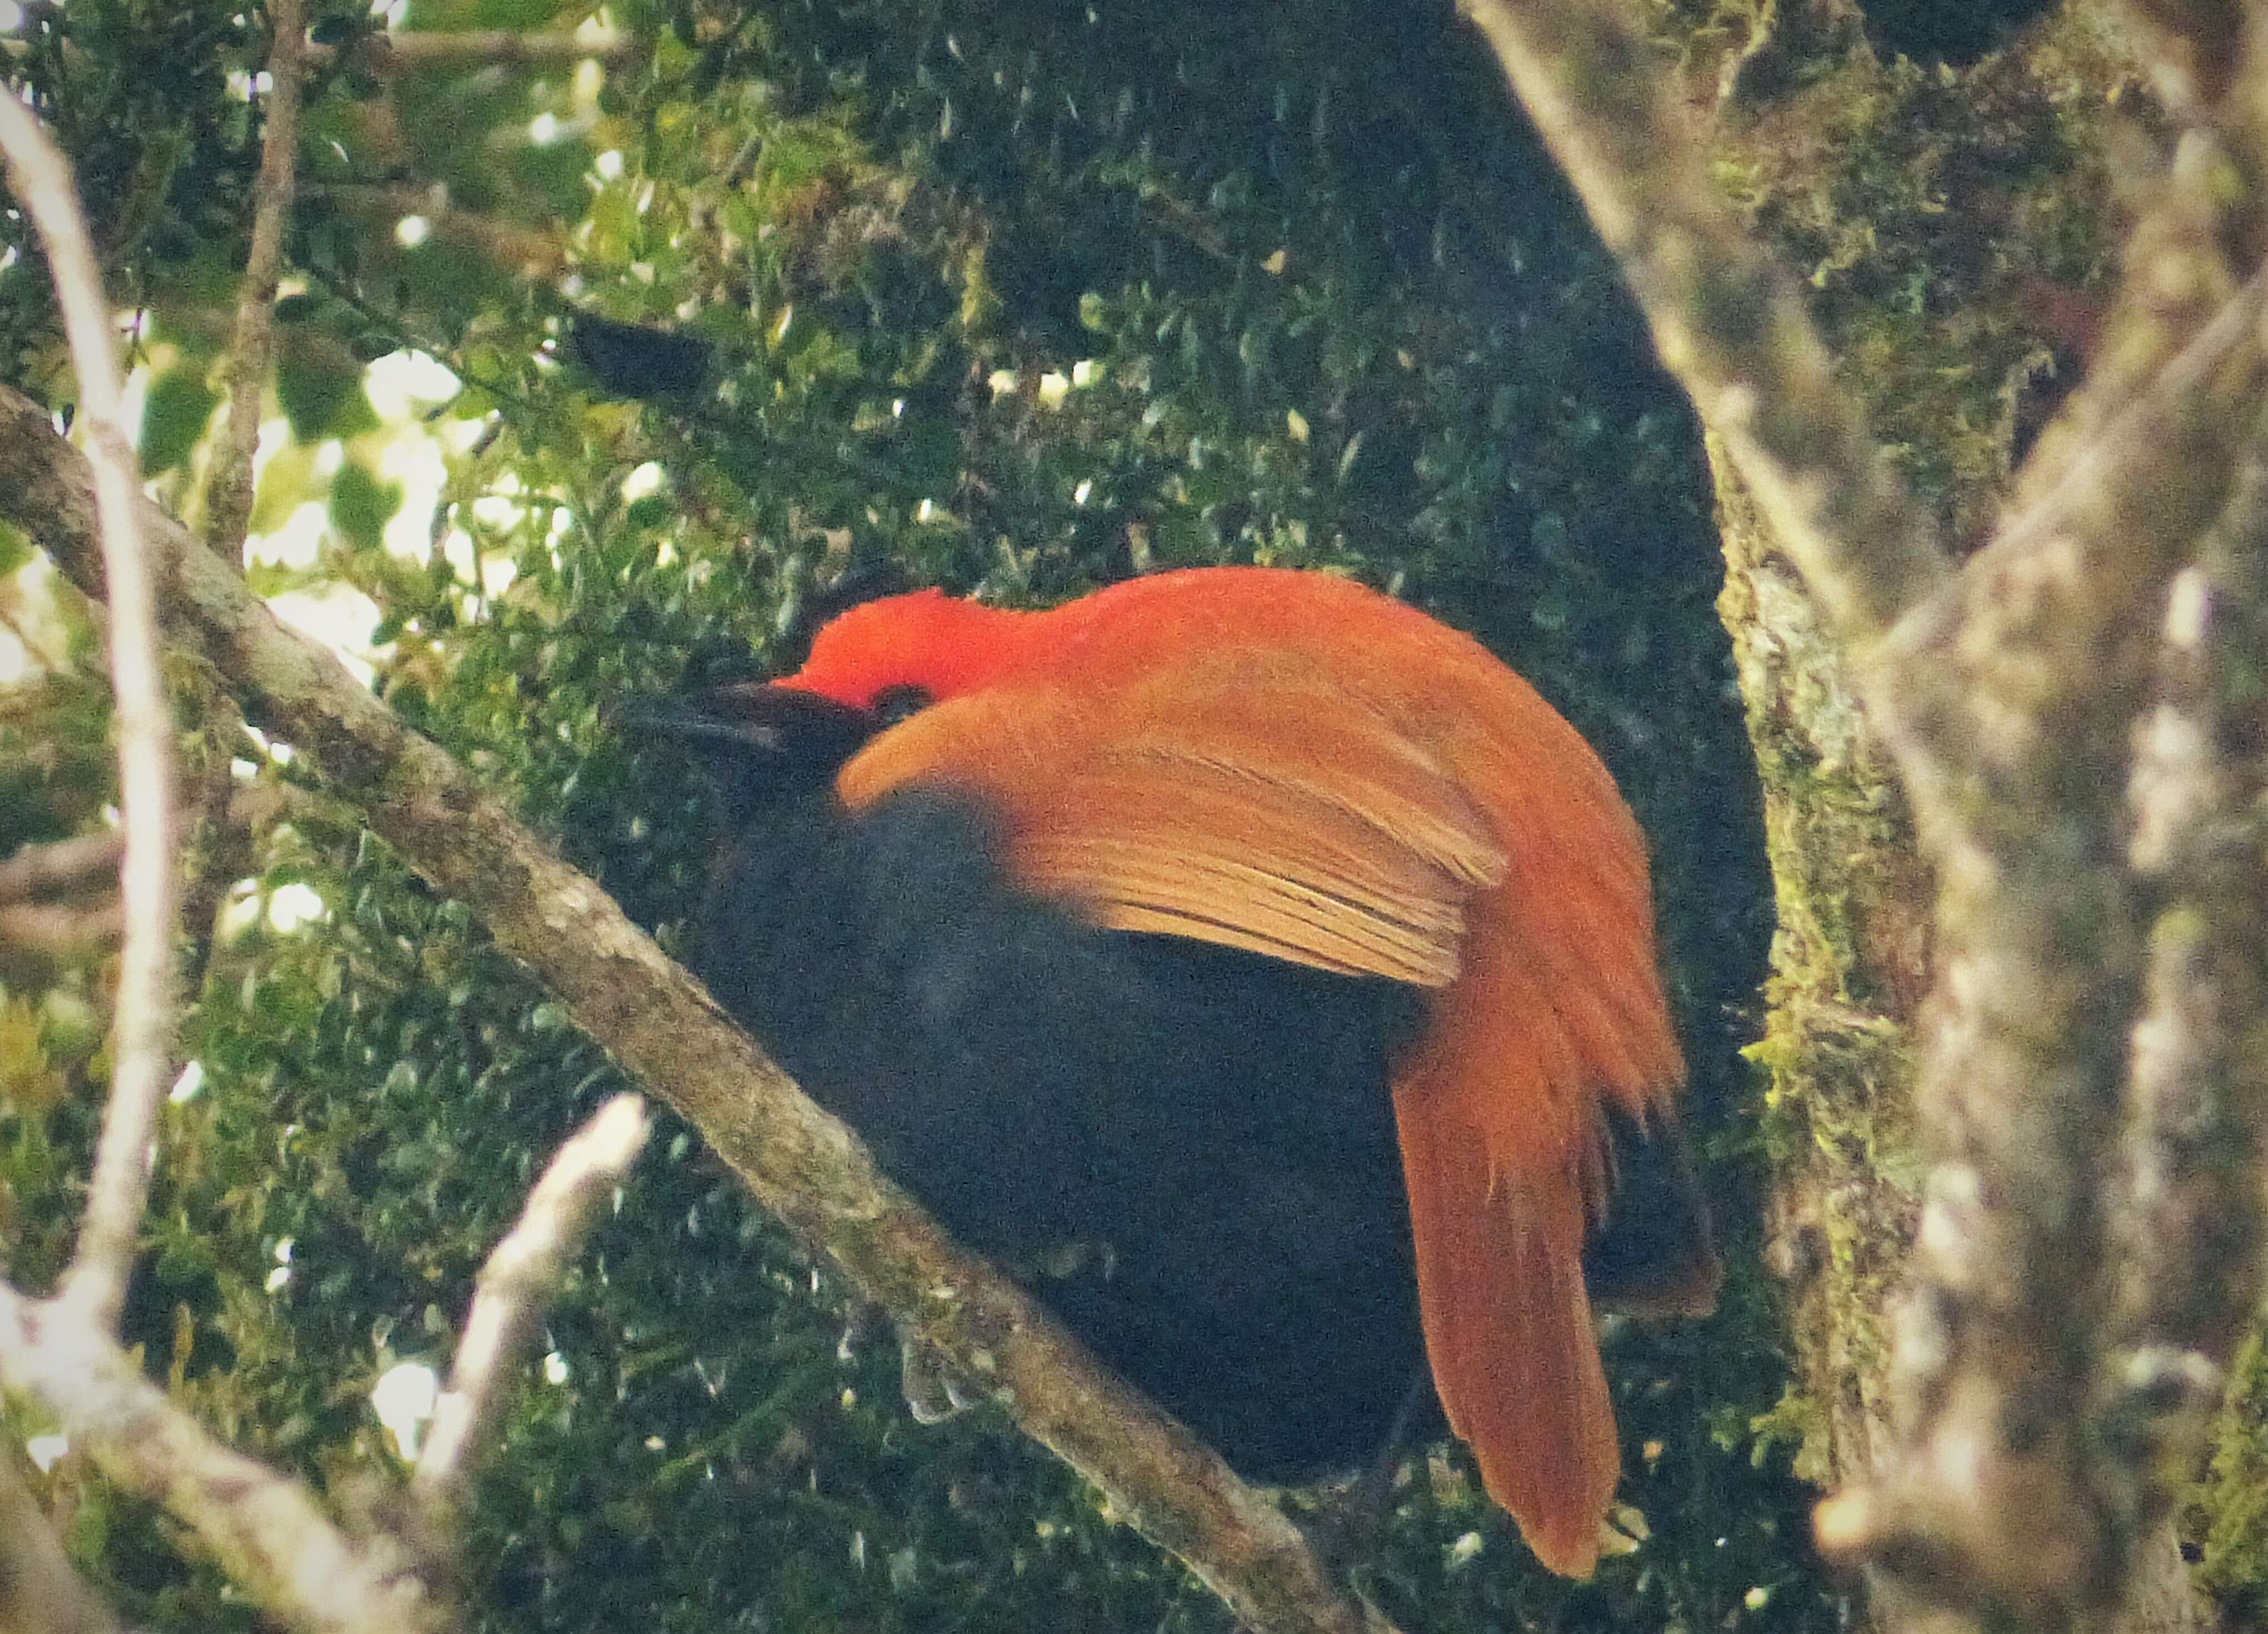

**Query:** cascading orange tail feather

left=1394, top=1078, right=1619, bottom=1576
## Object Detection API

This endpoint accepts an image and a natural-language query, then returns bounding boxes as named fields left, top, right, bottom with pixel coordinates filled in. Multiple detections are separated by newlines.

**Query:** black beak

left=616, top=685, right=879, bottom=805
left=613, top=695, right=793, bottom=752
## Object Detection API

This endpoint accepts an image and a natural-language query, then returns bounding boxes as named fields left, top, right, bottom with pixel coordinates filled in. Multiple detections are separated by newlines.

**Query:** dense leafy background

left=0, top=0, right=1867, bottom=1628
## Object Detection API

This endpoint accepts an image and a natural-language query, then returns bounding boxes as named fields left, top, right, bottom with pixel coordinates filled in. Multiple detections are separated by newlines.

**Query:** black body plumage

left=567, top=313, right=718, bottom=399
left=695, top=771, right=1430, bottom=1475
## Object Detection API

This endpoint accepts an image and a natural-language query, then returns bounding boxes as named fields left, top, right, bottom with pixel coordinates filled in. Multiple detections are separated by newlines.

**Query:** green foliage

left=328, top=461, right=405, bottom=552
left=0, top=0, right=254, bottom=393
left=139, top=365, right=221, bottom=476
left=1, top=0, right=1841, bottom=1629
left=2194, top=1334, right=2268, bottom=1622
left=276, top=337, right=382, bottom=443
left=0, top=666, right=112, bottom=856
left=1699, top=8, right=2123, bottom=548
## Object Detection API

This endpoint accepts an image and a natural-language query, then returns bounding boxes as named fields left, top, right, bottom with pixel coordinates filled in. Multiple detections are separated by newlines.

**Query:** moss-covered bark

left=1686, top=5, right=2238, bottom=1628
left=1711, top=444, right=1926, bottom=1494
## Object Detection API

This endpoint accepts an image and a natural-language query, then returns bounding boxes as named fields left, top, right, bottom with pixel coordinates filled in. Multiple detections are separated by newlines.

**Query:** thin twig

left=291, top=264, right=546, bottom=414
left=0, top=90, right=176, bottom=1334
left=204, top=0, right=309, bottom=555
left=414, top=1094, right=651, bottom=1507
left=0, top=1283, right=446, bottom=1634
left=310, top=184, right=563, bottom=275
left=0, top=1436, right=123, bottom=1634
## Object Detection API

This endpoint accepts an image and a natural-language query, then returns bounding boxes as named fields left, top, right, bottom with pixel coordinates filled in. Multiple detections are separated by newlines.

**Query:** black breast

left=692, top=784, right=1430, bottom=1479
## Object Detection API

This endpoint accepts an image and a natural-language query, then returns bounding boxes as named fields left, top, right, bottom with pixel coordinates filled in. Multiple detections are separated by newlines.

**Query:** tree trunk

left=1713, top=446, right=2213, bottom=1634
left=1677, top=4, right=2227, bottom=1625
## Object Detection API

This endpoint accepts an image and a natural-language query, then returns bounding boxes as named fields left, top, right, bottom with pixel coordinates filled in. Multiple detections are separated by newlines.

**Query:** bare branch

left=2116, top=419, right=2268, bottom=1475
left=1815, top=230, right=2268, bottom=1634
left=314, top=29, right=633, bottom=73
left=2004, top=9, right=2257, bottom=524
left=0, top=831, right=122, bottom=904
left=0, top=899, right=123, bottom=962
left=1949, top=265, right=2268, bottom=610
left=0, top=380, right=1384, bottom=1634
left=204, top=0, right=309, bottom=556
left=0, top=91, right=176, bottom=1334
left=414, top=1095, right=651, bottom=1507
left=0, top=1438, right=122, bottom=1634
left=1454, top=0, right=1948, bottom=655
left=308, top=185, right=563, bottom=277
left=0, top=1283, right=447, bottom=1634
left=2115, top=0, right=2248, bottom=127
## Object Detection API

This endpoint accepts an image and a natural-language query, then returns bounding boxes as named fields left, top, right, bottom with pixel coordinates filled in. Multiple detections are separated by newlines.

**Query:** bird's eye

left=873, top=684, right=935, bottom=726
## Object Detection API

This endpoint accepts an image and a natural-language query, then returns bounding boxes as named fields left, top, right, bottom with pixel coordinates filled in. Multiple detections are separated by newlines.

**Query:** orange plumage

left=773, top=565, right=1712, bottom=1576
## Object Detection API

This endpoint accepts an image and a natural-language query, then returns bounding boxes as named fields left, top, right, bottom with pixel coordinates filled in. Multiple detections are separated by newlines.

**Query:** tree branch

left=414, top=1095, right=651, bottom=1509
left=1459, top=2, right=2268, bottom=1624
left=314, top=30, right=633, bottom=73
left=0, top=1437, right=122, bottom=1634
left=307, top=185, right=563, bottom=277
left=1820, top=138, right=2268, bottom=1634
left=2003, top=5, right=2257, bottom=523
left=0, top=1282, right=447, bottom=1634
left=2118, top=425, right=2268, bottom=1413
left=0, top=90, right=176, bottom=1335
left=0, top=899, right=123, bottom=967
left=0, top=379, right=1385, bottom=1634
left=203, top=0, right=309, bottom=555
left=0, top=831, right=122, bottom=904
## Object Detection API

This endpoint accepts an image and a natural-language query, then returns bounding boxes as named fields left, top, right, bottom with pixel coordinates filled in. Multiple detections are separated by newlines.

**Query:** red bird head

left=777, top=587, right=1022, bottom=711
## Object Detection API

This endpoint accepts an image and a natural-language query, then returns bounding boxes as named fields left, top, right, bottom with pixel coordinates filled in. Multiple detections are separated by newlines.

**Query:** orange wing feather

left=836, top=674, right=1505, bottom=986
left=804, top=568, right=1697, bottom=1574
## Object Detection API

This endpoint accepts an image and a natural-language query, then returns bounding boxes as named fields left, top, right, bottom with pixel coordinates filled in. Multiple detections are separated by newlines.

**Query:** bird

left=654, top=565, right=1718, bottom=1576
